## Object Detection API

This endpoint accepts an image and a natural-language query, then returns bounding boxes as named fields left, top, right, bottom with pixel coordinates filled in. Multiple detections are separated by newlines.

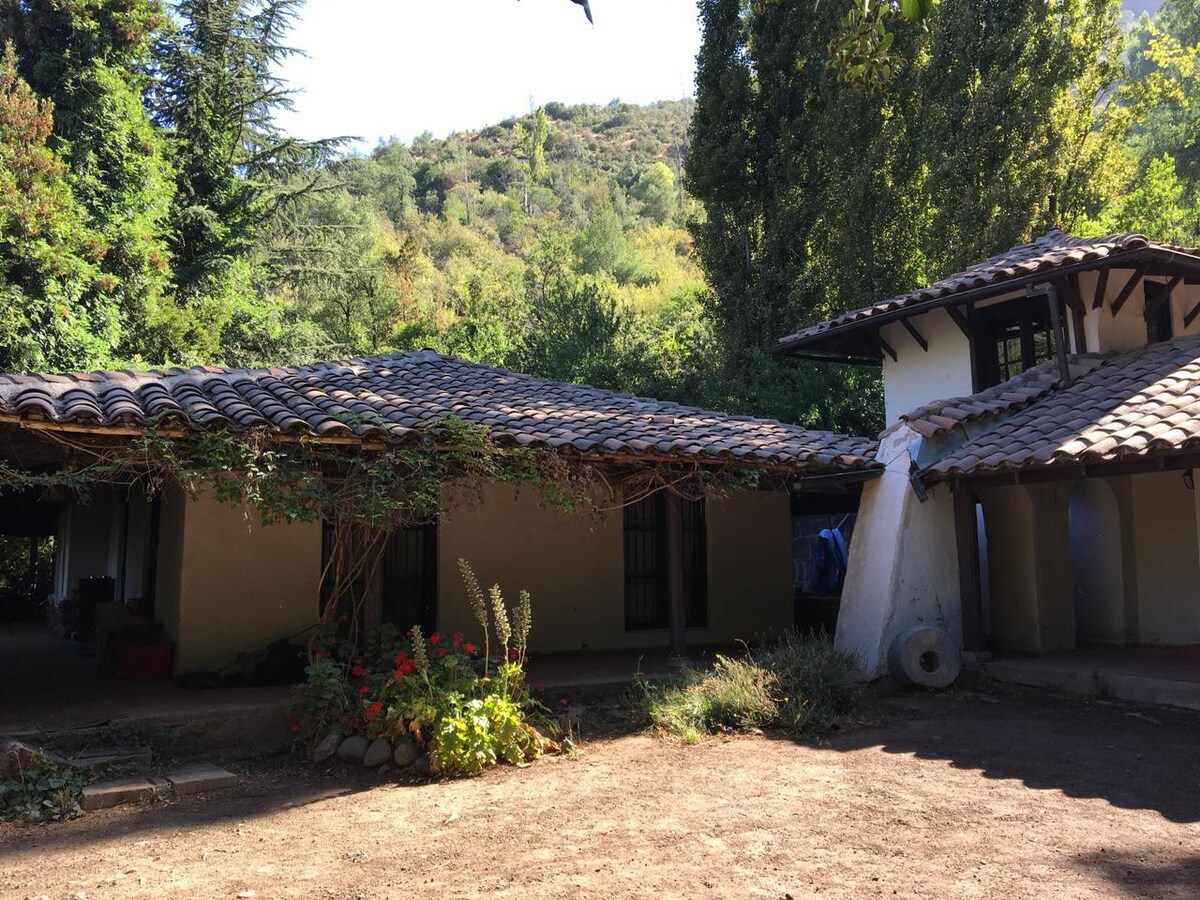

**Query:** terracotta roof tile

left=775, top=229, right=1200, bottom=354
left=924, top=337, right=1200, bottom=478
left=0, top=350, right=878, bottom=474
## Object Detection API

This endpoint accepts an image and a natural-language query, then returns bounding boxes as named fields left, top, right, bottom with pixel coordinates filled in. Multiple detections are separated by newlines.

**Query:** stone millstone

left=362, top=739, right=391, bottom=769
left=392, top=738, right=420, bottom=768
left=311, top=733, right=342, bottom=764
left=335, top=735, right=370, bottom=765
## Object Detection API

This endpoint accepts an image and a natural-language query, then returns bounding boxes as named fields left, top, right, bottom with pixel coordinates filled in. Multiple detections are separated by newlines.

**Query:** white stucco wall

left=835, top=427, right=961, bottom=678
left=880, top=310, right=974, bottom=424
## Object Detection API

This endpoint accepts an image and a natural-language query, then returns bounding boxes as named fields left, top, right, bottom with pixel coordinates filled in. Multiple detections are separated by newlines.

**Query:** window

left=973, top=293, right=1064, bottom=389
left=1145, top=280, right=1174, bottom=344
left=623, top=494, right=707, bottom=630
left=320, top=521, right=438, bottom=632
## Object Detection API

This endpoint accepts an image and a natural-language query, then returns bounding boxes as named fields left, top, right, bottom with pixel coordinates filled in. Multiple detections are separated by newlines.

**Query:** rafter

left=1110, top=265, right=1147, bottom=316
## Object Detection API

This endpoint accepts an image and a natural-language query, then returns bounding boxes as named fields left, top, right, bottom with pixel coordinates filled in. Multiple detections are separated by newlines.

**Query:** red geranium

left=359, top=685, right=371, bottom=694
left=560, top=697, right=569, bottom=707
left=534, top=683, right=544, bottom=692
left=451, top=632, right=464, bottom=648
left=508, top=649, right=519, bottom=661
left=291, top=723, right=300, bottom=732
left=393, top=650, right=410, bottom=666
left=429, top=632, right=442, bottom=644
left=437, top=647, right=447, bottom=658
left=364, top=702, right=382, bottom=723
left=463, top=642, right=477, bottom=654
left=314, top=649, right=328, bottom=660
left=350, top=664, right=367, bottom=678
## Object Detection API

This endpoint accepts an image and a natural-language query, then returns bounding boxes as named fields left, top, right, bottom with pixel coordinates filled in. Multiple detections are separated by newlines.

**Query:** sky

left=277, top=0, right=703, bottom=149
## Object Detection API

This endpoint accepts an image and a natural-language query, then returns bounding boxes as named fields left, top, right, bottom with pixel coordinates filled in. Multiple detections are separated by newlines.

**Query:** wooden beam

left=1040, top=284, right=1072, bottom=384
left=953, top=482, right=985, bottom=653
left=876, top=332, right=898, bottom=362
left=1092, top=267, right=1110, bottom=310
left=900, top=317, right=929, bottom=352
left=1055, top=275, right=1085, bottom=316
left=1184, top=296, right=1200, bottom=329
left=664, top=493, right=687, bottom=661
left=944, top=304, right=972, bottom=339
left=1110, top=265, right=1147, bottom=316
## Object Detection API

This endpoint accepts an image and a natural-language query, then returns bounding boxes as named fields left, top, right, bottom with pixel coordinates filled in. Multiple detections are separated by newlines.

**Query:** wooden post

left=665, top=493, right=688, bottom=661
left=953, top=481, right=985, bottom=652
left=1040, top=283, right=1071, bottom=384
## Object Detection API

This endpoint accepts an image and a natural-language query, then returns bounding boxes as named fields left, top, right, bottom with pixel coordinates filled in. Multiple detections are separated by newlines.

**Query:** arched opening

left=1068, top=480, right=1125, bottom=645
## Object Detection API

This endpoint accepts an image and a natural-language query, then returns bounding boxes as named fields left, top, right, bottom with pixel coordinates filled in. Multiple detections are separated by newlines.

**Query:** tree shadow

left=804, top=686, right=1200, bottom=824
left=1074, top=850, right=1200, bottom=898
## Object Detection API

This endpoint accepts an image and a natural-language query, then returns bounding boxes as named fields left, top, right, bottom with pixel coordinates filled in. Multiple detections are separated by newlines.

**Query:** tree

left=0, top=46, right=112, bottom=372
left=0, top=0, right=175, bottom=362
left=152, top=0, right=340, bottom=361
left=632, top=161, right=677, bottom=224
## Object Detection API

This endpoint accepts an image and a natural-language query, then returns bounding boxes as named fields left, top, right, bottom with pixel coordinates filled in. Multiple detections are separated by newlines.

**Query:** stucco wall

left=836, top=427, right=961, bottom=678
left=880, top=309, right=974, bottom=424
left=172, top=491, right=323, bottom=672
left=1131, top=471, right=1200, bottom=644
left=436, top=483, right=793, bottom=653
left=978, top=484, right=1074, bottom=654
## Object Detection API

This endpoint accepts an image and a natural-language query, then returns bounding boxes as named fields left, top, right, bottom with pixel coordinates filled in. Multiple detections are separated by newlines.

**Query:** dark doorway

left=792, top=490, right=861, bottom=634
left=623, top=493, right=707, bottom=631
left=382, top=524, right=438, bottom=634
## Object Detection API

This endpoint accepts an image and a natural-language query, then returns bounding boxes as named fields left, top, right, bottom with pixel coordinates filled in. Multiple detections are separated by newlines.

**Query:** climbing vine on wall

left=0, top=419, right=766, bottom=650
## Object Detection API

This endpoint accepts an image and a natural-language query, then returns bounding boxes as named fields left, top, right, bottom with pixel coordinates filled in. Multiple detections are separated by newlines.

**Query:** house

left=0, top=350, right=877, bottom=674
left=775, top=230, right=1200, bottom=701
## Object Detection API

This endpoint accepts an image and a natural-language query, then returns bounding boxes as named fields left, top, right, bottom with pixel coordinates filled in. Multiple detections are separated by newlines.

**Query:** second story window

left=1144, top=280, right=1174, bottom=344
left=973, top=293, right=1063, bottom=389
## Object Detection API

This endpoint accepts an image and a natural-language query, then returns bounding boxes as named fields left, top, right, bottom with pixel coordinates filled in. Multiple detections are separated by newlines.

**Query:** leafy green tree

left=152, top=0, right=339, bottom=361
left=632, top=161, right=677, bottom=225
left=0, top=46, right=112, bottom=372
left=0, top=0, right=175, bottom=362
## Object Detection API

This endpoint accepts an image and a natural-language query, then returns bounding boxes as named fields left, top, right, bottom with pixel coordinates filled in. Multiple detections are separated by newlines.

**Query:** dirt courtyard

left=2, top=686, right=1198, bottom=900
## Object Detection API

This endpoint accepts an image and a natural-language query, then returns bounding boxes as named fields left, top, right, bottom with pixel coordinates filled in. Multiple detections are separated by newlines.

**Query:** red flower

left=291, top=723, right=300, bottom=732
left=560, top=697, right=569, bottom=707
left=451, top=632, right=464, bottom=648
left=314, top=649, right=328, bottom=660
left=350, top=664, right=367, bottom=678
left=534, top=683, right=544, bottom=692
left=364, top=702, right=382, bottom=723
left=463, top=642, right=477, bottom=654
left=508, top=649, right=519, bottom=661
left=393, top=668, right=405, bottom=681
left=393, top=650, right=410, bottom=666
left=429, top=633, right=442, bottom=644
left=437, top=647, right=447, bottom=658
left=359, top=685, right=371, bottom=694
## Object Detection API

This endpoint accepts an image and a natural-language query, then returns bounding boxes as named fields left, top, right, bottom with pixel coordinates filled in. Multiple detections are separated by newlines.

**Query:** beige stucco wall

left=171, top=490, right=322, bottom=672
left=880, top=309, right=974, bottom=424
left=436, top=482, right=793, bottom=653
left=977, top=483, right=1074, bottom=654
left=1131, top=471, right=1200, bottom=645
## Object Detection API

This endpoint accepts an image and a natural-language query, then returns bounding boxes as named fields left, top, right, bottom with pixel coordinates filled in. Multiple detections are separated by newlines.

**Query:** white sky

left=277, top=0, right=702, bottom=149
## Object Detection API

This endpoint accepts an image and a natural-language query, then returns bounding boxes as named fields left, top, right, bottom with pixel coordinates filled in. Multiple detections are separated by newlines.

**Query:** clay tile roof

left=0, top=350, right=879, bottom=474
left=923, top=336, right=1200, bottom=479
left=774, top=229, right=1200, bottom=356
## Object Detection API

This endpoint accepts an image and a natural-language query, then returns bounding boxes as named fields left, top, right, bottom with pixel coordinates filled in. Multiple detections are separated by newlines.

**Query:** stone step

left=81, top=763, right=238, bottom=810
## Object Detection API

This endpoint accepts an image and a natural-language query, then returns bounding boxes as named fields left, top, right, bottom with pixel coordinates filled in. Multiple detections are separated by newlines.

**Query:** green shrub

left=0, top=752, right=84, bottom=822
left=631, top=634, right=863, bottom=741
left=291, top=559, right=550, bottom=776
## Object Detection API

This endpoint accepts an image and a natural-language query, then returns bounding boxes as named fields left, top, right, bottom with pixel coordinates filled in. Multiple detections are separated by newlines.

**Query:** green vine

left=0, top=417, right=773, bottom=652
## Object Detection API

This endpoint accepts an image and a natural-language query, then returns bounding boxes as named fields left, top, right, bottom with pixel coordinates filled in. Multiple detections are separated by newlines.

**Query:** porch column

left=665, top=493, right=688, bottom=660
left=953, top=480, right=985, bottom=652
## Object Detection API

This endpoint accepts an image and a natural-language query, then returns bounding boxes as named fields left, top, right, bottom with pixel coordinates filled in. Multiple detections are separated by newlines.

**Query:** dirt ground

left=2, top=685, right=1198, bottom=900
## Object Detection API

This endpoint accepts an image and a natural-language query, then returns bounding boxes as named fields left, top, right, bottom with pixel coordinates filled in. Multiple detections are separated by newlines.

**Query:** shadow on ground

left=1073, top=851, right=1200, bottom=897
left=806, top=684, right=1200, bottom=824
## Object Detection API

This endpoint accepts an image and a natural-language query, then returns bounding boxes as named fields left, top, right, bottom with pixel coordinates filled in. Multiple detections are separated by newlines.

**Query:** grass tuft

left=630, top=633, right=864, bottom=741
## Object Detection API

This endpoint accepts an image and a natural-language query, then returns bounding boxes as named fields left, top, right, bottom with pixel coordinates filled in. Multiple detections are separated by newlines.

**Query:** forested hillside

left=0, top=1, right=1198, bottom=437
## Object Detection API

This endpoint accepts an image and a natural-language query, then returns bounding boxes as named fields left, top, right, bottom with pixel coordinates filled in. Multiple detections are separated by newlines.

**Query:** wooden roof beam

left=900, top=317, right=929, bottom=352
left=1092, top=267, right=1110, bottom=310
left=1145, top=274, right=1184, bottom=319
left=1110, top=265, right=1147, bottom=316
left=944, top=304, right=972, bottom=339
